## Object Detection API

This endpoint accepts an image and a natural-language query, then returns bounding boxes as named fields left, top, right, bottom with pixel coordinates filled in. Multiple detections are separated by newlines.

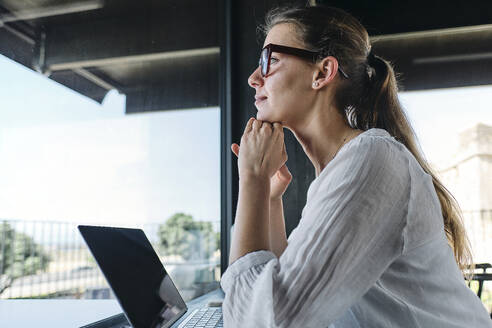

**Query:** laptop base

left=80, top=313, right=130, bottom=328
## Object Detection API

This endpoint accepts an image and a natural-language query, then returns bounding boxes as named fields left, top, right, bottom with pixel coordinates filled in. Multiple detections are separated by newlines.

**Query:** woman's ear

left=311, top=56, right=339, bottom=89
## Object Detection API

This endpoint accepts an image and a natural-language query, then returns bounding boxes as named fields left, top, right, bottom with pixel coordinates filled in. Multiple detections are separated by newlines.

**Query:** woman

left=220, top=4, right=492, bottom=328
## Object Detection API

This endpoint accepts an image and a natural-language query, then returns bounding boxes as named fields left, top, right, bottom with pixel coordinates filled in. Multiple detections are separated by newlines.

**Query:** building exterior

left=438, top=123, right=492, bottom=264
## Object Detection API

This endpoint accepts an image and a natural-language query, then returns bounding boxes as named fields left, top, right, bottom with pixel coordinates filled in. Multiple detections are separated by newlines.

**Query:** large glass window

left=0, top=0, right=220, bottom=302
left=399, top=85, right=492, bottom=312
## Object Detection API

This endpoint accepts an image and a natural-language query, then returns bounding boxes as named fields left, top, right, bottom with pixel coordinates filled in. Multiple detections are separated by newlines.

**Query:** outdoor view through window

left=0, top=54, right=221, bottom=302
left=400, top=87, right=492, bottom=312
left=2, top=47, right=491, bottom=312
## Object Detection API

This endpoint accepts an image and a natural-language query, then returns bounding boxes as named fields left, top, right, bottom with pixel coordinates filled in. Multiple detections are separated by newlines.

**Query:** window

left=0, top=0, right=220, bottom=302
left=399, top=85, right=492, bottom=312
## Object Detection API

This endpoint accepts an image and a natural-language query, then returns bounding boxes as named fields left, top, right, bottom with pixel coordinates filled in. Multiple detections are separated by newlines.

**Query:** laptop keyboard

left=182, top=307, right=223, bottom=328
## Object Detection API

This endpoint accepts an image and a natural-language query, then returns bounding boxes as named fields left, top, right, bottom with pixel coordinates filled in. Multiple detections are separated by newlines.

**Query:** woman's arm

left=228, top=119, right=288, bottom=265
left=269, top=197, right=288, bottom=258
left=229, top=175, right=271, bottom=265
left=221, top=135, right=410, bottom=327
left=229, top=188, right=288, bottom=263
left=229, top=141, right=291, bottom=259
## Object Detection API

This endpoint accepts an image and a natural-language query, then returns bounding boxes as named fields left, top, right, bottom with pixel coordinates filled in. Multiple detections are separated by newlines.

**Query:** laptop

left=78, top=225, right=223, bottom=328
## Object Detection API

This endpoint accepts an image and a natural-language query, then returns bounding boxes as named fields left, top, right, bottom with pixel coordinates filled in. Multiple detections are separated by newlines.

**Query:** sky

left=0, top=55, right=220, bottom=226
left=1, top=54, right=491, bottom=227
left=399, top=85, right=492, bottom=168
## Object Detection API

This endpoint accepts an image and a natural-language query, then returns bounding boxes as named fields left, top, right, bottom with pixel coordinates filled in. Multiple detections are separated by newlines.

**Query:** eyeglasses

left=258, top=43, right=349, bottom=79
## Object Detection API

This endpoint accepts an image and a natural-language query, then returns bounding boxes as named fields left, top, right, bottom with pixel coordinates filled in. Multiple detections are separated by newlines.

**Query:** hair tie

left=366, top=51, right=377, bottom=79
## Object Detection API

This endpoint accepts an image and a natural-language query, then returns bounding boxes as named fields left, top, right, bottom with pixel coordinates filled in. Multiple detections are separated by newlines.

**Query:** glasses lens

left=260, top=48, right=269, bottom=76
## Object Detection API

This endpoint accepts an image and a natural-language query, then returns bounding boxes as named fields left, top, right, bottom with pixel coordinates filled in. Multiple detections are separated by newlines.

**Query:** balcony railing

left=1, top=210, right=490, bottom=306
left=0, top=219, right=220, bottom=301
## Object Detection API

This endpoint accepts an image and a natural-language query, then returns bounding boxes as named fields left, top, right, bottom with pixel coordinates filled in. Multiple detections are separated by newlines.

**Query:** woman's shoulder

left=310, top=128, right=413, bottom=196
left=333, top=128, right=410, bottom=174
left=347, top=128, right=407, bottom=153
left=348, top=128, right=430, bottom=179
left=307, top=128, right=424, bottom=203
left=346, top=128, right=414, bottom=171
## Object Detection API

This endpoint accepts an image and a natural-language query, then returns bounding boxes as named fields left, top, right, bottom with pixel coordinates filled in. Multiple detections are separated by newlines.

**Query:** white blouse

left=220, top=128, right=492, bottom=328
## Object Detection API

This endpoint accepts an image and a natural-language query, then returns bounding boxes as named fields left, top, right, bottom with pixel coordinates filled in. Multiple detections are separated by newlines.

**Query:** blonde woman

left=221, top=4, right=492, bottom=328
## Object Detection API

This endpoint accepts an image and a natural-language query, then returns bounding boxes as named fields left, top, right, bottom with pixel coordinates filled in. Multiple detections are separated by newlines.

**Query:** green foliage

left=0, top=222, right=50, bottom=279
left=157, top=213, right=219, bottom=261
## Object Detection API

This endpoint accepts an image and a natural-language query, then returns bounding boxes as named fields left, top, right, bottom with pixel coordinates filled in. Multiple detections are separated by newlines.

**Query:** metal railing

left=0, top=219, right=221, bottom=301
left=1, top=210, right=490, bottom=301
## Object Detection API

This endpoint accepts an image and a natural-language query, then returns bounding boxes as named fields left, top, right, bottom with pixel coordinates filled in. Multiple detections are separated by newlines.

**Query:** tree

left=0, top=222, right=50, bottom=293
left=157, top=213, right=219, bottom=261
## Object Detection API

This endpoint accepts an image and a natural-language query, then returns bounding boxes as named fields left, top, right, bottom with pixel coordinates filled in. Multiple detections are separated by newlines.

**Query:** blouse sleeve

left=220, top=135, right=411, bottom=328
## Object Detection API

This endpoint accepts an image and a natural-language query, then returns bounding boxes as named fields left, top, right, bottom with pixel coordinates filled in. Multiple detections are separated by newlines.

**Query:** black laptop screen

left=78, top=225, right=187, bottom=328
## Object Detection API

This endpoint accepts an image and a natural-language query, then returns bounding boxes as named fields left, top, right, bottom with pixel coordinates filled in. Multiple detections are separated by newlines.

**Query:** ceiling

left=0, top=0, right=219, bottom=113
left=314, top=0, right=492, bottom=90
left=1, top=0, right=492, bottom=113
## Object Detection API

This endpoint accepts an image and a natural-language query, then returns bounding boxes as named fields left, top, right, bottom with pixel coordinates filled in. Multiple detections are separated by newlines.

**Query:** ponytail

left=356, top=52, right=474, bottom=276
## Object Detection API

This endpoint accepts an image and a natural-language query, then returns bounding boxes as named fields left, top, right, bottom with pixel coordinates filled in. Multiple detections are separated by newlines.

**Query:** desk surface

left=0, top=288, right=225, bottom=328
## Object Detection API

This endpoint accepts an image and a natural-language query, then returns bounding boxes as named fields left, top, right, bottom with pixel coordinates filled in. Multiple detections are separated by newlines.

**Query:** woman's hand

left=231, top=118, right=292, bottom=198
left=235, top=118, right=287, bottom=180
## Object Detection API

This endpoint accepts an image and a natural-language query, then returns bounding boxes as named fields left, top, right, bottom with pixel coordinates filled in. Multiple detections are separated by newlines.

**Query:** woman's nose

left=248, top=66, right=264, bottom=89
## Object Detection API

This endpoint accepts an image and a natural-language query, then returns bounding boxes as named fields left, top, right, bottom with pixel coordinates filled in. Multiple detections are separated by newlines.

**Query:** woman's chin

left=256, top=111, right=273, bottom=122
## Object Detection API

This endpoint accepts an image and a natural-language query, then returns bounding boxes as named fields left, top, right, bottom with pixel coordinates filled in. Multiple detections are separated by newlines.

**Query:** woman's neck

left=289, top=109, right=361, bottom=177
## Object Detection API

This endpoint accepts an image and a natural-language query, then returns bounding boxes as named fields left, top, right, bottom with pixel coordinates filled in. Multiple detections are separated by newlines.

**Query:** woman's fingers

left=273, top=122, right=282, bottom=132
left=260, top=122, right=272, bottom=134
left=233, top=120, right=281, bottom=158
left=244, top=117, right=254, bottom=134
left=252, top=119, right=262, bottom=132
left=231, top=143, right=240, bottom=157
left=236, top=118, right=286, bottom=179
left=244, top=118, right=283, bottom=136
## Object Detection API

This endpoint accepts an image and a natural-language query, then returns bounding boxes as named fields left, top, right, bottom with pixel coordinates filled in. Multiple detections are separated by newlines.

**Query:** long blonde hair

left=262, top=4, right=473, bottom=275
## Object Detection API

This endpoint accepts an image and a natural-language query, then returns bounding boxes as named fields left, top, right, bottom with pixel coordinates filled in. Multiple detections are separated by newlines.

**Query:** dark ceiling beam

left=42, top=3, right=218, bottom=73
left=1, top=22, right=33, bottom=44
left=0, top=23, right=34, bottom=68
left=0, top=5, right=36, bottom=66
left=123, top=54, right=219, bottom=113
left=0, top=0, right=103, bottom=25
left=73, top=68, right=118, bottom=91
left=48, top=47, right=220, bottom=72
left=372, top=25, right=492, bottom=90
left=372, top=25, right=492, bottom=57
left=125, top=80, right=218, bottom=113
left=49, top=69, right=108, bottom=103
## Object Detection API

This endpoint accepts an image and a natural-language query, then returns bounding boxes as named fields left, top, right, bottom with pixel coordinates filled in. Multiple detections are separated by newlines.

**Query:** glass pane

left=399, top=85, right=492, bottom=312
left=0, top=1, right=220, bottom=302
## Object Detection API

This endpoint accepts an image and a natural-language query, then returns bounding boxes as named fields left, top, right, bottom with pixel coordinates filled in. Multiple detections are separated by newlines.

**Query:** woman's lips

left=255, top=96, right=267, bottom=105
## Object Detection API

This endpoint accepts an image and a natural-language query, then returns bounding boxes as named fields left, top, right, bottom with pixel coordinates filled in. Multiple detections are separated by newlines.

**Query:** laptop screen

left=78, top=225, right=187, bottom=328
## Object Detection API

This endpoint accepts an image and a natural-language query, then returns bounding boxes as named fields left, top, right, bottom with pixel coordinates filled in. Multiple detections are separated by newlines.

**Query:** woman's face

left=248, top=23, right=315, bottom=126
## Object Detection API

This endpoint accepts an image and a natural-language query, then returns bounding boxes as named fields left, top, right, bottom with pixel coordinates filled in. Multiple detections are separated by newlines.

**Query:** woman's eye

left=270, top=57, right=279, bottom=64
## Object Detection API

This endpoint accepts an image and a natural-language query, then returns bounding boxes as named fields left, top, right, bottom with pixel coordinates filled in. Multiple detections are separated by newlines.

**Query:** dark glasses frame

left=259, top=43, right=349, bottom=79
